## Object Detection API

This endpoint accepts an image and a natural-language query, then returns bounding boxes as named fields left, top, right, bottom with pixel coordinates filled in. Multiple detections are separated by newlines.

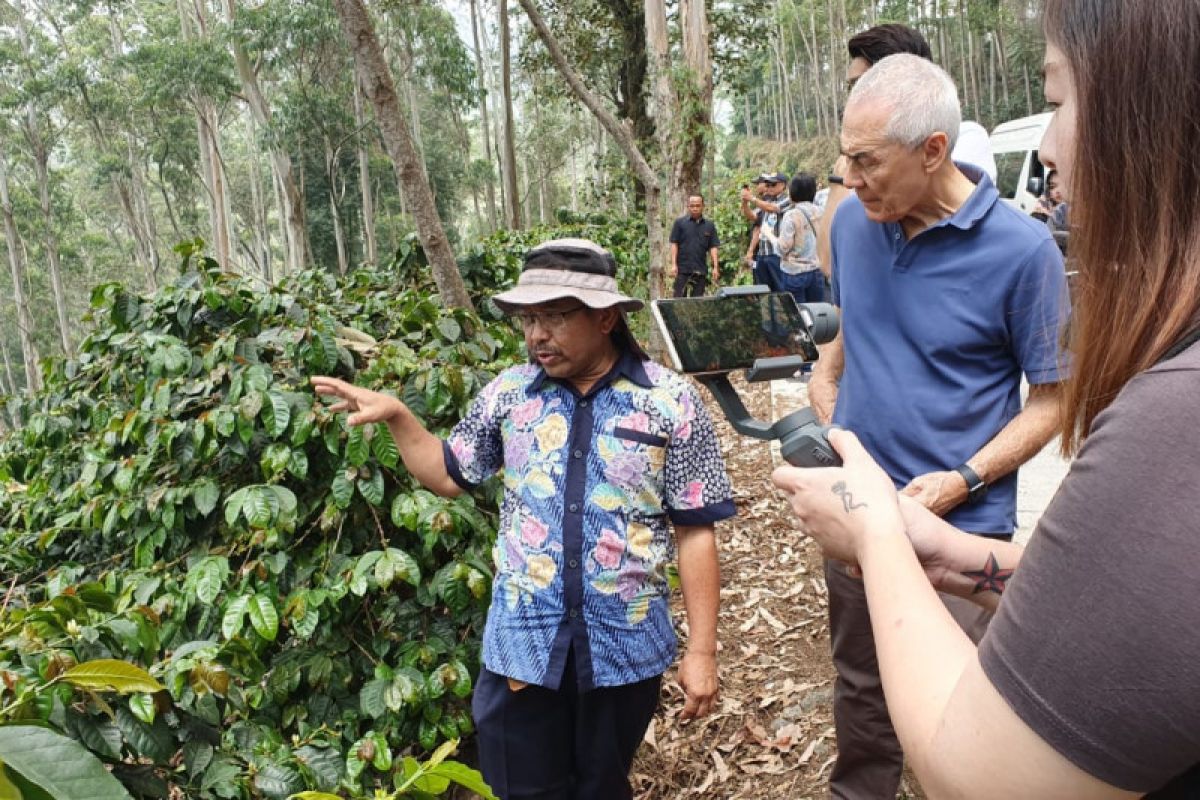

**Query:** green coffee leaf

left=0, top=725, right=133, bottom=800
left=192, top=479, right=220, bottom=516
left=61, top=659, right=164, bottom=694
left=248, top=594, right=279, bottom=641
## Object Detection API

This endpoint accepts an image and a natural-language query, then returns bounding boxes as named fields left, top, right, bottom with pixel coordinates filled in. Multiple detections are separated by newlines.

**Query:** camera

left=651, top=288, right=842, bottom=468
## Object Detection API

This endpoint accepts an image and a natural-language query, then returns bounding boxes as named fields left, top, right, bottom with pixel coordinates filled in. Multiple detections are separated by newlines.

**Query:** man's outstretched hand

left=311, top=376, right=405, bottom=427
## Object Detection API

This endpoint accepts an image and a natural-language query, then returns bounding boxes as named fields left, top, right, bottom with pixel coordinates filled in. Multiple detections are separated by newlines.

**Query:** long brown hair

left=1044, top=0, right=1200, bottom=454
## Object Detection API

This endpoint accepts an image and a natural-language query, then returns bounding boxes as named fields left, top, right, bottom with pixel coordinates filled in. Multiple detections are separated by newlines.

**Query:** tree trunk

left=499, top=0, right=523, bottom=229
left=678, top=0, right=713, bottom=199
left=469, top=0, right=498, bottom=232
left=223, top=0, right=306, bottom=274
left=475, top=6, right=510, bottom=220
left=179, top=0, right=232, bottom=268
left=0, top=145, right=42, bottom=394
left=245, top=113, right=272, bottom=283
left=995, top=22, right=1012, bottom=117
left=518, top=0, right=666, bottom=304
left=324, top=137, right=349, bottom=275
left=353, top=80, right=378, bottom=266
left=331, top=0, right=474, bottom=311
left=14, top=8, right=72, bottom=357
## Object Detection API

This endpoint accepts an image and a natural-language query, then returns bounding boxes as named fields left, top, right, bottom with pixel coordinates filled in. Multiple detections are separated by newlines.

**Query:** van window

left=994, top=152, right=1026, bottom=198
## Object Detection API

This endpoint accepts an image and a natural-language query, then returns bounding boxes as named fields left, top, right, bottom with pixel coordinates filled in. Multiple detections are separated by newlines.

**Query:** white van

left=989, top=112, right=1052, bottom=213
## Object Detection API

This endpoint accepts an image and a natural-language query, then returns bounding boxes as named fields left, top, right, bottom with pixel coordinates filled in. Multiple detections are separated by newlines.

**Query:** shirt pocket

left=595, top=430, right=668, bottom=515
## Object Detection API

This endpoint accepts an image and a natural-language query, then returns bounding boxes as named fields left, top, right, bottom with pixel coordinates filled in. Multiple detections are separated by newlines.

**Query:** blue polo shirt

left=443, top=351, right=735, bottom=690
left=830, top=166, right=1068, bottom=534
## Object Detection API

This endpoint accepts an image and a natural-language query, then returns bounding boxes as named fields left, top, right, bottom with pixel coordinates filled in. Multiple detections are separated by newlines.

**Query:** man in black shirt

left=669, top=195, right=721, bottom=297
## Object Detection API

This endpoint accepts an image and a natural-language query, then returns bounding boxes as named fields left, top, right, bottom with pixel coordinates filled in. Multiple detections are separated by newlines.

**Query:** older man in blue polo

left=313, top=238, right=734, bottom=800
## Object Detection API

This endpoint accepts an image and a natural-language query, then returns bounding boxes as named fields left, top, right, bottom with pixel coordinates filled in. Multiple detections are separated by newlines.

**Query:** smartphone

left=651, top=293, right=818, bottom=374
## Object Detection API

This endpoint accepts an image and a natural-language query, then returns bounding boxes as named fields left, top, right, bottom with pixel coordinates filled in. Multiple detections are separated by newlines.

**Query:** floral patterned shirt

left=443, top=351, right=735, bottom=690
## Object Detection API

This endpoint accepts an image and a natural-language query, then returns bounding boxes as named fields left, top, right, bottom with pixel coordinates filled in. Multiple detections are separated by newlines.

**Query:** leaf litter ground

left=630, top=377, right=924, bottom=799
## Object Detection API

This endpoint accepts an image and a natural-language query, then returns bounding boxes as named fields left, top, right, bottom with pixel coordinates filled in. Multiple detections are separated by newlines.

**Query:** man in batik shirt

left=313, top=238, right=735, bottom=800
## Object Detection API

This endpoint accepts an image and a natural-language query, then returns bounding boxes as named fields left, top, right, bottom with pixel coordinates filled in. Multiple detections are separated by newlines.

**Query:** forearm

left=808, top=327, right=844, bottom=424
left=860, top=525, right=978, bottom=758
left=710, top=249, right=720, bottom=274
left=385, top=409, right=462, bottom=497
left=864, top=521, right=1134, bottom=798
left=967, top=383, right=1061, bottom=484
left=817, top=185, right=849, bottom=277
left=676, top=525, right=720, bottom=655
left=670, top=243, right=679, bottom=269
left=902, top=499, right=1025, bottom=611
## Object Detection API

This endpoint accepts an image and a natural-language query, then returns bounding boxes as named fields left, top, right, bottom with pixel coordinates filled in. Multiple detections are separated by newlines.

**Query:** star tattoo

left=963, top=553, right=1014, bottom=594
left=831, top=481, right=868, bottom=513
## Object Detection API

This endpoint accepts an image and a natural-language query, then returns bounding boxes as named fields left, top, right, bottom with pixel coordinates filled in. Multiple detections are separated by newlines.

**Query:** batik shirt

left=443, top=351, right=735, bottom=690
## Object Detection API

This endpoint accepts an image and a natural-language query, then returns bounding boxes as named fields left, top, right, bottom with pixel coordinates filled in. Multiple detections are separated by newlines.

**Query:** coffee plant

left=0, top=239, right=526, bottom=798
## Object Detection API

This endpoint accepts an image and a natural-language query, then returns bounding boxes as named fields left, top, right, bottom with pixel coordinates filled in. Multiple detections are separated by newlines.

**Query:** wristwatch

left=955, top=463, right=988, bottom=505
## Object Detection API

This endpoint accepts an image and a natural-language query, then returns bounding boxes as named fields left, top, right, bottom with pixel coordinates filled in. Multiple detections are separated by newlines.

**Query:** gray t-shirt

left=979, top=339, right=1200, bottom=794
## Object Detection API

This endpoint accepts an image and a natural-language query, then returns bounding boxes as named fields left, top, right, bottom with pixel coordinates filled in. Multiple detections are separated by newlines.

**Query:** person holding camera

left=740, top=172, right=791, bottom=291
left=776, top=1, right=1200, bottom=795
left=804, top=54, right=1070, bottom=799
left=313, top=239, right=735, bottom=800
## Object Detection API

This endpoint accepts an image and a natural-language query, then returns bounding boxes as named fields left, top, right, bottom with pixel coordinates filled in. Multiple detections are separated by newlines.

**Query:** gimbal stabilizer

left=695, top=287, right=843, bottom=468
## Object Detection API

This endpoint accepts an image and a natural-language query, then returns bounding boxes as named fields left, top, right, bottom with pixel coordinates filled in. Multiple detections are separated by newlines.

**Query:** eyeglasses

left=514, top=306, right=586, bottom=331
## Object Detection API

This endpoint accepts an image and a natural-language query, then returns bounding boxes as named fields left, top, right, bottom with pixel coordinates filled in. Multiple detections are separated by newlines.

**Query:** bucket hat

left=492, top=238, right=644, bottom=313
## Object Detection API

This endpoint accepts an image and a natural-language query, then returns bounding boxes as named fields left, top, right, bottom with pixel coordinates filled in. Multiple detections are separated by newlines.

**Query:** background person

left=314, top=239, right=734, bottom=800
left=774, top=0, right=1200, bottom=796
left=806, top=54, right=1069, bottom=799
left=669, top=194, right=721, bottom=297
left=1031, top=168, right=1064, bottom=222
left=772, top=172, right=826, bottom=305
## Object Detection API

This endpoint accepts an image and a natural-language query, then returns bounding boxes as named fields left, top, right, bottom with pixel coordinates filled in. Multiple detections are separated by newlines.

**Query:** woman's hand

left=311, top=376, right=405, bottom=427
left=770, top=429, right=904, bottom=564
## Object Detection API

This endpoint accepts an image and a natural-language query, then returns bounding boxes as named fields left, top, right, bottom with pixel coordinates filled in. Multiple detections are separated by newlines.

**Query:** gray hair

left=847, top=53, right=961, bottom=151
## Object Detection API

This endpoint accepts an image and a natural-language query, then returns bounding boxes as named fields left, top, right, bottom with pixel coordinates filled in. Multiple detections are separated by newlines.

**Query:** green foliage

left=0, top=252, right=523, bottom=797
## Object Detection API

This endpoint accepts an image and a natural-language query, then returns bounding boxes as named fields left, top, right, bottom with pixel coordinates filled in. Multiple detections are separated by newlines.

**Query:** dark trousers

left=778, top=268, right=829, bottom=305
left=672, top=271, right=708, bottom=297
left=752, top=254, right=783, bottom=292
left=472, top=650, right=662, bottom=800
left=824, top=544, right=1004, bottom=799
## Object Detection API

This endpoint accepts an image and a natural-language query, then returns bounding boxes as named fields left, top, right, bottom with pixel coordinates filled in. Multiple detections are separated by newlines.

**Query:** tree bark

left=353, top=79, right=378, bottom=266
left=179, top=0, right=232, bottom=269
left=499, top=0, right=523, bottom=229
left=14, top=5, right=72, bottom=357
left=331, top=0, right=474, bottom=311
left=223, top=0, right=306, bottom=275
left=0, top=144, right=42, bottom=394
left=324, top=137, right=349, bottom=276
left=678, top=0, right=713, bottom=199
left=518, top=0, right=666, bottom=302
left=469, top=0, right=498, bottom=232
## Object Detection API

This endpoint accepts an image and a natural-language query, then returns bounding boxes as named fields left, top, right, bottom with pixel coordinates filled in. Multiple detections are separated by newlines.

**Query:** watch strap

left=955, top=463, right=987, bottom=504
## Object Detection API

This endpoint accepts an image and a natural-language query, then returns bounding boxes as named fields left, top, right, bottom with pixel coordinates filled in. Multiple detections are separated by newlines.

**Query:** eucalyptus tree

left=331, top=0, right=473, bottom=311
left=498, top=0, right=522, bottom=229
left=223, top=0, right=308, bottom=277
left=516, top=0, right=666, bottom=299
left=10, top=1, right=73, bottom=356
left=0, top=138, right=41, bottom=393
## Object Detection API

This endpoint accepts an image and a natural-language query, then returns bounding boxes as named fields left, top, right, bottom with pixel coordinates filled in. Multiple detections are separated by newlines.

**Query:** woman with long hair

left=772, top=1, right=1200, bottom=796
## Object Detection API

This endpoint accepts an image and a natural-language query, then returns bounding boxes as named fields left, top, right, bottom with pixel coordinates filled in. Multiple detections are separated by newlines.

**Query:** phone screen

left=651, top=293, right=817, bottom=373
